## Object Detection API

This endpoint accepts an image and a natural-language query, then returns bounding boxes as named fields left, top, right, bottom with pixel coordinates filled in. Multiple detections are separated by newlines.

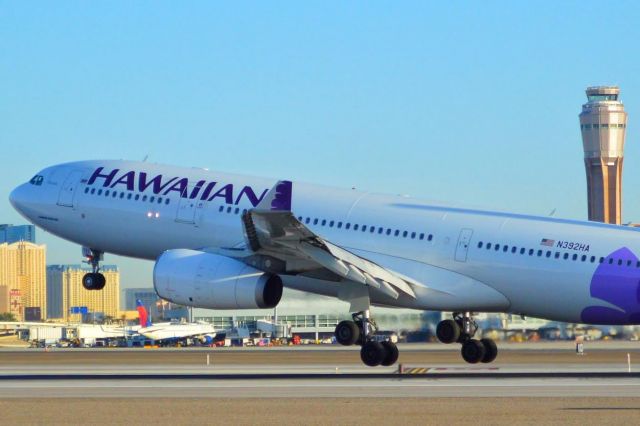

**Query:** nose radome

left=9, top=184, right=27, bottom=211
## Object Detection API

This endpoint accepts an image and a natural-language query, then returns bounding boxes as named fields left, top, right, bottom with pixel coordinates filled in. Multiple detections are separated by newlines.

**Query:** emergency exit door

left=454, top=228, right=474, bottom=262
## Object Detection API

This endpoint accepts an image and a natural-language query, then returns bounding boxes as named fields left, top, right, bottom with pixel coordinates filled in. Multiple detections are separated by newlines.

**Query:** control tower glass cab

left=579, top=86, right=628, bottom=224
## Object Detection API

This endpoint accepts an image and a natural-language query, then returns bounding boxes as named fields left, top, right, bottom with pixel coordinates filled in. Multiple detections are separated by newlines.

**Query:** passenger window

left=337, top=222, right=343, bottom=229
left=563, top=253, right=569, bottom=260
left=378, top=227, right=384, bottom=234
left=127, top=193, right=132, bottom=200
left=91, top=188, right=96, bottom=194
left=546, top=251, right=551, bottom=258
left=346, top=223, right=351, bottom=230
left=572, top=254, right=578, bottom=261
left=387, top=229, right=392, bottom=235
left=554, top=252, right=560, bottom=259
left=402, top=231, right=408, bottom=238
left=581, top=255, right=587, bottom=262
left=411, top=232, right=416, bottom=239
left=305, top=218, right=310, bottom=224
left=537, top=250, right=542, bottom=256
left=370, top=227, right=375, bottom=233
left=135, top=194, right=139, bottom=200
left=394, top=230, right=400, bottom=237
left=120, top=193, right=124, bottom=199
left=478, top=242, right=483, bottom=248
left=105, top=190, right=110, bottom=196
left=511, top=247, right=517, bottom=254
left=313, top=218, right=318, bottom=225
left=354, top=224, right=359, bottom=231
left=503, top=246, right=508, bottom=252
left=608, top=258, right=614, bottom=264
left=495, top=244, right=500, bottom=251
left=330, top=221, right=335, bottom=227
left=599, top=257, right=604, bottom=263
left=227, top=206, right=232, bottom=213
left=618, top=259, right=623, bottom=266
left=150, top=196, right=155, bottom=202
left=590, top=256, right=595, bottom=263
left=528, top=249, right=534, bottom=256
left=520, top=248, right=525, bottom=254
left=486, top=243, right=492, bottom=249
left=113, top=191, right=117, bottom=198
left=165, top=199, right=170, bottom=205
left=219, top=206, right=224, bottom=212
left=84, top=188, right=89, bottom=194
left=158, top=198, right=162, bottom=204
left=235, top=208, right=240, bottom=214
left=321, top=220, right=326, bottom=226
left=142, top=195, right=148, bottom=202
left=627, top=260, right=632, bottom=267
left=428, top=234, right=433, bottom=241
left=419, top=233, right=425, bottom=240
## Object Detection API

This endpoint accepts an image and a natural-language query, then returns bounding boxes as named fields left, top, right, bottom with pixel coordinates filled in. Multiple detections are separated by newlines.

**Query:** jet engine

left=153, top=249, right=283, bottom=309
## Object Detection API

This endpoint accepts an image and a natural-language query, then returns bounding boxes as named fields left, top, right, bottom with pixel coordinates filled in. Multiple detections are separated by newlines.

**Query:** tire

left=82, top=273, right=96, bottom=290
left=381, top=341, right=399, bottom=366
left=480, top=338, right=498, bottom=363
left=461, top=339, right=486, bottom=364
left=436, top=319, right=461, bottom=344
left=360, top=341, right=385, bottom=367
left=95, top=273, right=106, bottom=290
left=335, top=320, right=360, bottom=346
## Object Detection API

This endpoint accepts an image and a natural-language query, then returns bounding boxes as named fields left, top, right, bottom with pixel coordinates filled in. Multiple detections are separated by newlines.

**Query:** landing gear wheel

left=82, top=273, right=106, bottom=291
left=360, top=341, right=386, bottom=367
left=480, top=338, right=498, bottom=363
left=380, top=341, right=399, bottom=366
left=436, top=319, right=461, bottom=344
left=82, top=273, right=97, bottom=290
left=335, top=320, right=360, bottom=346
left=461, top=339, right=486, bottom=364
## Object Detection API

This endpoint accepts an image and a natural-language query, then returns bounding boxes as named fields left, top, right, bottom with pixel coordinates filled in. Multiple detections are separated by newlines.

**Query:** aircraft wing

left=233, top=180, right=417, bottom=301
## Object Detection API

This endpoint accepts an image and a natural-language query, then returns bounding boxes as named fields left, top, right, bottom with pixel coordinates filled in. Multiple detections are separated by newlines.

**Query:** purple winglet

left=270, top=180, right=292, bottom=211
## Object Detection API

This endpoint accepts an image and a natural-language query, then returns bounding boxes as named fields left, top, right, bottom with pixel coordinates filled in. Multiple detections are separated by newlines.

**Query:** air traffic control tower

left=579, top=86, right=628, bottom=224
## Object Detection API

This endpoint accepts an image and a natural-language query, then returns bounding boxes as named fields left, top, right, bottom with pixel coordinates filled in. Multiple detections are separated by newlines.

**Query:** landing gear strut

left=334, top=310, right=399, bottom=367
left=436, top=312, right=498, bottom=364
left=82, top=247, right=106, bottom=291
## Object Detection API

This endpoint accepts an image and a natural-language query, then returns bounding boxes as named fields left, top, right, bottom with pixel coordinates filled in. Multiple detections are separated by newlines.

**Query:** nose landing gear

left=334, top=310, right=399, bottom=367
left=82, top=247, right=106, bottom=291
left=437, top=312, right=498, bottom=364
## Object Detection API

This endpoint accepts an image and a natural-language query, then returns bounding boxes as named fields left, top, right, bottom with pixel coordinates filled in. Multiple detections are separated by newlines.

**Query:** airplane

left=9, top=159, right=640, bottom=366
left=134, top=299, right=218, bottom=344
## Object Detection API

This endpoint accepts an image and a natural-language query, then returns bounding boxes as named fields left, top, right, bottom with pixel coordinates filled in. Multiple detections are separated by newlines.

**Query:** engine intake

left=153, top=249, right=283, bottom=309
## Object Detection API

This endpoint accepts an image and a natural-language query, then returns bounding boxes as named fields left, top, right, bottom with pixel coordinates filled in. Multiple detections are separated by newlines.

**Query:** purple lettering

left=138, top=173, right=177, bottom=194
left=199, top=182, right=217, bottom=201
left=235, top=186, right=268, bottom=207
left=88, top=167, right=119, bottom=187
left=189, top=180, right=206, bottom=199
left=208, top=184, right=234, bottom=204
left=109, top=171, right=135, bottom=191
left=162, top=178, right=189, bottom=197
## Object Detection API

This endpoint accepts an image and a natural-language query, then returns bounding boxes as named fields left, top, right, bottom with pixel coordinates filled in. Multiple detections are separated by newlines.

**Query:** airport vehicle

left=10, top=160, right=640, bottom=366
left=135, top=300, right=218, bottom=344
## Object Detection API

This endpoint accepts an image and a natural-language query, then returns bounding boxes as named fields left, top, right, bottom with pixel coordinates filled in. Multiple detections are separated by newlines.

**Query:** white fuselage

left=10, top=160, right=640, bottom=325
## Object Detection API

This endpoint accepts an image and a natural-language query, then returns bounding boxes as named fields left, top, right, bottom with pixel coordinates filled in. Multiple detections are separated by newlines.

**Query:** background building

left=0, top=224, right=36, bottom=244
left=0, top=241, right=46, bottom=320
left=46, top=265, right=120, bottom=322
left=123, top=287, right=159, bottom=311
left=579, top=86, right=628, bottom=224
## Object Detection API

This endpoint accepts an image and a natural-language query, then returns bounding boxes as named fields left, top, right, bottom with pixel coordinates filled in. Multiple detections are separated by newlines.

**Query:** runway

left=1, top=345, right=640, bottom=424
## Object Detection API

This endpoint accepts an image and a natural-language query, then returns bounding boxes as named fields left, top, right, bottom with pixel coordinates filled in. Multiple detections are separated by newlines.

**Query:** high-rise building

left=46, top=265, right=120, bottom=321
left=0, top=224, right=35, bottom=244
left=579, top=86, right=628, bottom=224
left=0, top=241, right=46, bottom=320
left=123, top=287, right=159, bottom=311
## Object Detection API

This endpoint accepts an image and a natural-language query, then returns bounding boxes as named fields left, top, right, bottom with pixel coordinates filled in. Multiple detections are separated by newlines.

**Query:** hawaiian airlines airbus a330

left=9, top=160, right=640, bottom=366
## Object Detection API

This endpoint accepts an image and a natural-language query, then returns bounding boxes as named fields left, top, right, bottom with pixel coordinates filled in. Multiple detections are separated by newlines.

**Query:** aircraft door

left=454, top=228, right=474, bottom=262
left=175, top=186, right=204, bottom=225
left=57, top=170, right=84, bottom=208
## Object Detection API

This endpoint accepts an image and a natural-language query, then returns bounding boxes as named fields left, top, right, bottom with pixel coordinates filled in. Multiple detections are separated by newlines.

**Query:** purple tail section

left=581, top=247, right=640, bottom=325
left=270, top=180, right=292, bottom=211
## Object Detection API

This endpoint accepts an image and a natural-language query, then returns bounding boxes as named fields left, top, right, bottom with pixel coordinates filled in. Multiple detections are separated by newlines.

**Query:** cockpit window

left=30, top=175, right=44, bottom=186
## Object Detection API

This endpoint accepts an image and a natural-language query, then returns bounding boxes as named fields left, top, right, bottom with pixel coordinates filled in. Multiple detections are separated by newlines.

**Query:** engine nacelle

left=153, top=249, right=283, bottom=309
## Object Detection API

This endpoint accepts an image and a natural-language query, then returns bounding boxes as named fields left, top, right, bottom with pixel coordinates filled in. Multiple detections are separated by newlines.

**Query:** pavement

left=2, top=343, right=640, bottom=424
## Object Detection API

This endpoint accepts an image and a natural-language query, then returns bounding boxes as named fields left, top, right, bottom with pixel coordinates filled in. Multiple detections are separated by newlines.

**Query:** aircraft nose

left=9, top=184, right=28, bottom=212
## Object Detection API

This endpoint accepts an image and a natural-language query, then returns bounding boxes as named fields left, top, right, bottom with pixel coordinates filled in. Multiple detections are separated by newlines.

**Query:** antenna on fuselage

left=142, top=155, right=149, bottom=162
left=548, top=208, right=556, bottom=217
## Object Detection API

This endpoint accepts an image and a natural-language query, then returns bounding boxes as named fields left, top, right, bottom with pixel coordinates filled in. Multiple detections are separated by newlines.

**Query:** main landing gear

left=82, top=247, right=106, bottom=291
left=335, top=310, right=399, bottom=367
left=436, top=312, right=498, bottom=364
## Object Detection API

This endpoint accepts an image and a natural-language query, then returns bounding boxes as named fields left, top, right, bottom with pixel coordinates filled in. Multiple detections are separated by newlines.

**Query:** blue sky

left=2, top=2, right=640, bottom=288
